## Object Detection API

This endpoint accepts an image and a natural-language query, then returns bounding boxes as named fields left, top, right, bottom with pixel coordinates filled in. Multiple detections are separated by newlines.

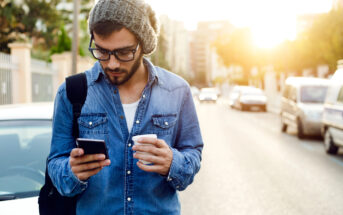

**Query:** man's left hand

left=132, top=137, right=173, bottom=176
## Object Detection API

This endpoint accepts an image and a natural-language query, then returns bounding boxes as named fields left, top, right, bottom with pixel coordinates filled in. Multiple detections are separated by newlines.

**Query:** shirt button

left=128, top=143, right=132, bottom=147
left=114, top=89, right=118, bottom=94
left=167, top=177, right=172, bottom=181
left=164, top=121, right=169, bottom=126
left=136, top=120, right=140, bottom=124
left=89, top=121, right=93, bottom=126
left=120, top=115, right=124, bottom=120
left=127, top=170, right=131, bottom=175
left=142, top=94, right=146, bottom=98
left=127, top=197, right=131, bottom=201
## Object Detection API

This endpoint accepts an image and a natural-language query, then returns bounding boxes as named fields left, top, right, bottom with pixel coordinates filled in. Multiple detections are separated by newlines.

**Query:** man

left=48, top=0, right=203, bottom=214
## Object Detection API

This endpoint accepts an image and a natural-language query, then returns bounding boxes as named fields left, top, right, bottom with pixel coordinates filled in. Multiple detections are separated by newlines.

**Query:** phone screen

left=76, top=138, right=109, bottom=159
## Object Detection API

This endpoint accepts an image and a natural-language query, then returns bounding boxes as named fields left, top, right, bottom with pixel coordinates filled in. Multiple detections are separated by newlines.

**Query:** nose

left=107, top=54, right=120, bottom=69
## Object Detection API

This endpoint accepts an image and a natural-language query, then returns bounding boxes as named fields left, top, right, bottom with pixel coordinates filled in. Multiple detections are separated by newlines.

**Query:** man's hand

left=69, top=148, right=111, bottom=181
left=132, top=137, right=173, bottom=176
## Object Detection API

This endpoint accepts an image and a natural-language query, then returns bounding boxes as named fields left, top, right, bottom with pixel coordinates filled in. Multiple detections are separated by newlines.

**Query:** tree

left=213, top=28, right=255, bottom=84
left=0, top=0, right=93, bottom=60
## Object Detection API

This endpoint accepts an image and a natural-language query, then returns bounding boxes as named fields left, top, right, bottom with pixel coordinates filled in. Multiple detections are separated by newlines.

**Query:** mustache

left=104, top=68, right=127, bottom=73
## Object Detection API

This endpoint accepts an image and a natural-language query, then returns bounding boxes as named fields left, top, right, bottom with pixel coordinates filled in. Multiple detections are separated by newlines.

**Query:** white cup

left=132, top=134, right=157, bottom=164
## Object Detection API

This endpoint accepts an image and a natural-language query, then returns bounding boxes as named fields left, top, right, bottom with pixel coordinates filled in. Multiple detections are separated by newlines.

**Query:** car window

left=300, top=86, right=328, bottom=103
left=337, top=86, right=343, bottom=103
left=0, top=120, right=51, bottom=199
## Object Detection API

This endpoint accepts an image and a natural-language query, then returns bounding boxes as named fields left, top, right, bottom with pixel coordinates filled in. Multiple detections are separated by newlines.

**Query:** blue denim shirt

left=48, top=58, right=203, bottom=215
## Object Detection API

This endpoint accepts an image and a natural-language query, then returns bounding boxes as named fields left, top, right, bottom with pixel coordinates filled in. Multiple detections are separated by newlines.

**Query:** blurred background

left=1, top=0, right=343, bottom=214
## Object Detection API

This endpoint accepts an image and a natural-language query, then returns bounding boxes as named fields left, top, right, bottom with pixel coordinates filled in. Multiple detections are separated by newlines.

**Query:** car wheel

left=281, top=119, right=287, bottom=133
left=324, top=128, right=338, bottom=155
left=297, top=118, right=305, bottom=139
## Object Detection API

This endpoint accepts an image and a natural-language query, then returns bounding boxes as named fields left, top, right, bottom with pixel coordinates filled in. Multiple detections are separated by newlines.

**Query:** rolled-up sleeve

left=166, top=87, right=203, bottom=191
left=47, top=84, right=88, bottom=197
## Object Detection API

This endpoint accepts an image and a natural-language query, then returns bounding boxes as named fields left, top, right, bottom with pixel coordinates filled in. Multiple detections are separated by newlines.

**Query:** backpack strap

left=66, top=73, right=87, bottom=138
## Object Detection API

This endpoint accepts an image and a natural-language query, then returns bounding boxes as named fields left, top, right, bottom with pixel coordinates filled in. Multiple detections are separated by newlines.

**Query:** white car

left=233, top=86, right=267, bottom=111
left=198, top=88, right=218, bottom=103
left=0, top=102, right=53, bottom=214
left=322, top=68, right=343, bottom=154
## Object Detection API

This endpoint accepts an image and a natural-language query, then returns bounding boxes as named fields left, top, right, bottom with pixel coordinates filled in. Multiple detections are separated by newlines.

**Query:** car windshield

left=0, top=120, right=51, bottom=200
left=300, top=86, right=328, bottom=103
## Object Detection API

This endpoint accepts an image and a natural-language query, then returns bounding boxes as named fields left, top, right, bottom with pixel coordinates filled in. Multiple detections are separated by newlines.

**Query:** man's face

left=93, top=28, right=142, bottom=85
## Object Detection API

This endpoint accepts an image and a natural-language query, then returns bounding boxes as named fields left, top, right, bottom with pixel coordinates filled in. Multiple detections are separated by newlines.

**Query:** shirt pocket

left=78, top=113, right=108, bottom=135
left=150, top=114, right=177, bottom=135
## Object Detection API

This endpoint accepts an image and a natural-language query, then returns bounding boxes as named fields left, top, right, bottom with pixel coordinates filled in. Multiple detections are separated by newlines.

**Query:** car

left=0, top=102, right=53, bottom=214
left=322, top=68, right=343, bottom=154
left=280, top=77, right=329, bottom=139
left=232, top=86, right=267, bottom=111
left=228, top=85, right=246, bottom=108
left=198, top=87, right=218, bottom=103
left=190, top=86, right=200, bottom=98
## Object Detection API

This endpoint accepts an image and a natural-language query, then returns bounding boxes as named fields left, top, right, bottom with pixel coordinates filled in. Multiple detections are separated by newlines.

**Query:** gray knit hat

left=88, top=0, right=160, bottom=55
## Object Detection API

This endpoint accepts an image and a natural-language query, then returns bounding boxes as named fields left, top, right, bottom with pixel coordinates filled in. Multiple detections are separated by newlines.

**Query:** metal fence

left=0, top=53, right=17, bottom=105
left=31, top=58, right=55, bottom=102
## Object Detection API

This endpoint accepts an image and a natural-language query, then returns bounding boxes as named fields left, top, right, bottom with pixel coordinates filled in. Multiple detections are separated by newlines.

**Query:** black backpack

left=38, top=73, right=87, bottom=215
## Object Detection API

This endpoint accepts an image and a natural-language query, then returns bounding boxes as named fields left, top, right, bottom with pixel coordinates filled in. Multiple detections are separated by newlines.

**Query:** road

left=179, top=100, right=343, bottom=215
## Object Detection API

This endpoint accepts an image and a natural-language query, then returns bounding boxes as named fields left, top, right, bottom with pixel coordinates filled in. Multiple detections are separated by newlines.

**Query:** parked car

left=190, top=86, right=200, bottom=98
left=280, top=77, right=329, bottom=139
left=198, top=87, right=218, bottom=103
left=232, top=86, right=267, bottom=111
left=228, top=85, right=247, bottom=108
left=322, top=68, right=343, bottom=154
left=0, top=102, right=53, bottom=214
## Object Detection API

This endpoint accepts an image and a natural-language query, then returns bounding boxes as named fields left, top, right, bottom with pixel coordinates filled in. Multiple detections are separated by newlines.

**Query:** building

left=190, top=21, right=234, bottom=86
left=159, top=15, right=191, bottom=79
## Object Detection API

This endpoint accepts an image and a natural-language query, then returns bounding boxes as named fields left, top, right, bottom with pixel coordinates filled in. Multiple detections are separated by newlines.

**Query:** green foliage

left=0, top=0, right=93, bottom=60
left=50, top=25, right=71, bottom=55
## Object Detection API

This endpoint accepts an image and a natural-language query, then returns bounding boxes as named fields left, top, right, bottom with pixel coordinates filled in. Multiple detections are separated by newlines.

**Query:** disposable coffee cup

left=132, top=134, right=157, bottom=164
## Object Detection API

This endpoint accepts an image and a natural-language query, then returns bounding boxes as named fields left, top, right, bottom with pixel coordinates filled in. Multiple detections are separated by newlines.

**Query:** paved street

left=179, top=100, right=343, bottom=215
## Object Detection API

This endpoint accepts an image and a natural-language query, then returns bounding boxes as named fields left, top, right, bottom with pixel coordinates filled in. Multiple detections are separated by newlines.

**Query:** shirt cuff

left=63, top=159, right=88, bottom=194
left=165, top=148, right=184, bottom=191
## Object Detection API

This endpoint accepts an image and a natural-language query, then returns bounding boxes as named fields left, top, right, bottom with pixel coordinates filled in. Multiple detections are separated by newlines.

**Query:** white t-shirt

left=122, top=99, right=140, bottom=133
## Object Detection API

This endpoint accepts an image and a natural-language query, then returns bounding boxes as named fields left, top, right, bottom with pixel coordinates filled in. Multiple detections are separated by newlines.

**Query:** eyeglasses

left=88, top=35, right=139, bottom=62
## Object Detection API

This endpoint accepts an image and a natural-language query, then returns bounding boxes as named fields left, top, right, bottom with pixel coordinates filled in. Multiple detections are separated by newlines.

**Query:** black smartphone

left=76, top=138, right=109, bottom=159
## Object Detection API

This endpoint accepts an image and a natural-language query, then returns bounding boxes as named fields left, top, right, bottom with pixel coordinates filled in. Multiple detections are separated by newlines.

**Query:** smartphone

left=76, top=138, right=109, bottom=159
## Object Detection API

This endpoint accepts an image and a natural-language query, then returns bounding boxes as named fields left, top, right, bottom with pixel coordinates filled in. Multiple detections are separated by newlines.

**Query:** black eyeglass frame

left=88, top=35, right=140, bottom=62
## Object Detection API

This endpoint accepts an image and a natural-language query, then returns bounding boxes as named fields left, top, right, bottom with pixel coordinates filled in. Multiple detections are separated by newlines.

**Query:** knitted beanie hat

left=88, top=0, right=160, bottom=55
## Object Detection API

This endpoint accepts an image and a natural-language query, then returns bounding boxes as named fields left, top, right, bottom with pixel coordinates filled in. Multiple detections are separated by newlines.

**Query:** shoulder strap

left=66, top=73, right=87, bottom=138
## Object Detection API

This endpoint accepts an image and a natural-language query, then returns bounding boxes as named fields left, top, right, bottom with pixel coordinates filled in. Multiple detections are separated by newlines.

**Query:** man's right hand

left=69, top=148, right=111, bottom=181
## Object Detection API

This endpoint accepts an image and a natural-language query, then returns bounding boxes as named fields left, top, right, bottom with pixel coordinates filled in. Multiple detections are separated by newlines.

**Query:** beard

left=103, top=53, right=143, bottom=86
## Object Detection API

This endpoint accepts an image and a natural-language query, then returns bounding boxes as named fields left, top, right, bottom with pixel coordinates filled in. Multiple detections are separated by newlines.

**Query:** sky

left=145, top=0, right=333, bottom=48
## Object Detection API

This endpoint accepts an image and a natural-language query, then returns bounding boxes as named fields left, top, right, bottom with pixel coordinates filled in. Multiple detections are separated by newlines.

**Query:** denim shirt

left=48, top=58, right=203, bottom=215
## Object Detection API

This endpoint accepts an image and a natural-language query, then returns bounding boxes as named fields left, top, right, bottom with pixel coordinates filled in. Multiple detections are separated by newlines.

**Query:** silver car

left=322, top=68, right=343, bottom=154
left=232, top=86, right=267, bottom=111
left=280, top=77, right=329, bottom=139
left=0, top=102, right=53, bottom=214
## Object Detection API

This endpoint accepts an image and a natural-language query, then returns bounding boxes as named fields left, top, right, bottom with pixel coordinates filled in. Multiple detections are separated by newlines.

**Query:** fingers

left=134, top=137, right=165, bottom=148
left=75, top=167, right=103, bottom=181
left=70, top=153, right=106, bottom=166
left=71, top=159, right=111, bottom=173
left=69, top=148, right=111, bottom=181
left=136, top=161, right=169, bottom=176
left=133, top=152, right=164, bottom=164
